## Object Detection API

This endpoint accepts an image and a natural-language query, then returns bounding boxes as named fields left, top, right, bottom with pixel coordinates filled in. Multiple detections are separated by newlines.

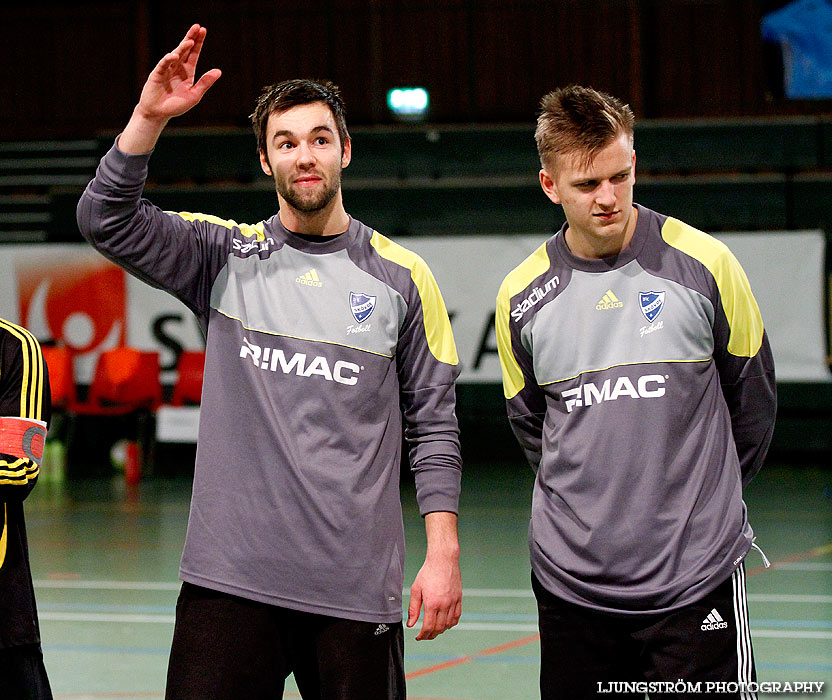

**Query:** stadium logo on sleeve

left=639, top=291, right=666, bottom=322
left=349, top=292, right=376, bottom=324
left=511, top=276, right=560, bottom=322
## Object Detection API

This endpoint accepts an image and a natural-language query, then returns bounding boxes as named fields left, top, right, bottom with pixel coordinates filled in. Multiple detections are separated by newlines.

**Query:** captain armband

left=0, top=417, right=47, bottom=465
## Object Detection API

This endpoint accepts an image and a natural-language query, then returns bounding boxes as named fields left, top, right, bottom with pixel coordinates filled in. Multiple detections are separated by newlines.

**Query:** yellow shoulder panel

left=661, top=218, right=763, bottom=357
left=370, top=232, right=458, bottom=365
left=495, top=242, right=551, bottom=399
left=169, top=212, right=266, bottom=242
left=0, top=318, right=44, bottom=420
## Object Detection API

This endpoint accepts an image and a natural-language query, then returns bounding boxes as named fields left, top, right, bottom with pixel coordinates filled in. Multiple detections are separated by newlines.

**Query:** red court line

left=292, top=695, right=470, bottom=700
left=746, top=541, right=832, bottom=577
left=56, top=694, right=464, bottom=700
left=405, top=633, right=540, bottom=680
left=406, top=540, right=832, bottom=681
left=292, top=696, right=469, bottom=700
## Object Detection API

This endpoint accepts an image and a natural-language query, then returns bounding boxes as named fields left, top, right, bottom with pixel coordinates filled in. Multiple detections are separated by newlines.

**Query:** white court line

left=34, top=580, right=181, bottom=591
left=459, top=626, right=832, bottom=640
left=40, top=612, right=175, bottom=624
left=452, top=592, right=832, bottom=603
left=33, top=581, right=832, bottom=604
left=32, top=581, right=538, bottom=596
left=456, top=588, right=535, bottom=597
left=751, top=630, right=832, bottom=640
left=36, top=612, right=832, bottom=640
left=748, top=594, right=832, bottom=603
left=31, top=582, right=532, bottom=596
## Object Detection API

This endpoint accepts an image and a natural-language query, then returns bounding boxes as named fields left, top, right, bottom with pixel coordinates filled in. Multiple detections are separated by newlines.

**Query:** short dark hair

left=535, top=85, right=634, bottom=171
left=250, top=79, right=350, bottom=158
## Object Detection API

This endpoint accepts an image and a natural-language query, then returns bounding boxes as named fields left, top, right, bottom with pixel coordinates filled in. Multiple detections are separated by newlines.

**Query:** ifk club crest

left=639, top=291, right=665, bottom=323
left=349, top=292, right=376, bottom=324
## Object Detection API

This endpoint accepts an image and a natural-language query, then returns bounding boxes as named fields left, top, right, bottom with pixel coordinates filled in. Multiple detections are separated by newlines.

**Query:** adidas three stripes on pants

left=533, top=565, right=757, bottom=699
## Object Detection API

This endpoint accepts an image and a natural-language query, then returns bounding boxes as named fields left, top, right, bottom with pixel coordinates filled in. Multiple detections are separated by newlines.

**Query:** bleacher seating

left=634, top=118, right=825, bottom=173
left=34, top=115, right=832, bottom=241
left=0, top=139, right=98, bottom=242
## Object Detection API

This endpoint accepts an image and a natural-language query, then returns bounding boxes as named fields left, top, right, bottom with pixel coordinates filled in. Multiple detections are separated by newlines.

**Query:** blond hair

left=535, top=85, right=634, bottom=171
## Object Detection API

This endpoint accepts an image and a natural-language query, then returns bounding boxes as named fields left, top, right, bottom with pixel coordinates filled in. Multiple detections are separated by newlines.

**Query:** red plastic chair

left=64, top=347, right=162, bottom=478
left=41, top=345, right=75, bottom=411
left=169, top=350, right=205, bottom=406
left=82, top=348, right=162, bottom=415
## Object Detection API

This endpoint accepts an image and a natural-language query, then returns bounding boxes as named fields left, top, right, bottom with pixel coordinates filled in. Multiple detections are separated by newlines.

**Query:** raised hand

left=137, top=24, right=222, bottom=121
left=120, top=24, right=221, bottom=154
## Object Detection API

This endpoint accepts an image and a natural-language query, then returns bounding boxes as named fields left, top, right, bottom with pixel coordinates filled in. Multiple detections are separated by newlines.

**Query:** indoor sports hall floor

left=25, top=455, right=832, bottom=700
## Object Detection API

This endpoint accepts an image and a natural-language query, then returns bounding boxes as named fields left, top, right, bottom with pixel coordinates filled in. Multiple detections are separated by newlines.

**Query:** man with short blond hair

left=496, top=85, right=776, bottom=698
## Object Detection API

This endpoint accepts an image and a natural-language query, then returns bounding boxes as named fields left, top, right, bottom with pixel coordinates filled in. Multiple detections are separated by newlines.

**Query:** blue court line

left=41, top=644, right=832, bottom=673
left=758, top=662, right=832, bottom=672
left=41, top=644, right=539, bottom=666
left=43, top=644, right=832, bottom=673
left=38, top=603, right=831, bottom=630
left=754, top=618, right=832, bottom=630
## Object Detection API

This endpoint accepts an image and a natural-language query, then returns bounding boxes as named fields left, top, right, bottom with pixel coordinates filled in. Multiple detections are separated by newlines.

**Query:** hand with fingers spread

left=120, top=24, right=221, bottom=154
left=407, top=511, right=462, bottom=641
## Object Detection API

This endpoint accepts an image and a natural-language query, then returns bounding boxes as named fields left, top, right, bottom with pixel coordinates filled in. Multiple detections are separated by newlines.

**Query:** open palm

left=137, top=24, right=221, bottom=121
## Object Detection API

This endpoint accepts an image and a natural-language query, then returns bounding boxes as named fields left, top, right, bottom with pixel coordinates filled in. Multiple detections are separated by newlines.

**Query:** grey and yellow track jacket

left=0, top=318, right=50, bottom=648
left=496, top=204, right=776, bottom=614
left=77, top=142, right=462, bottom=623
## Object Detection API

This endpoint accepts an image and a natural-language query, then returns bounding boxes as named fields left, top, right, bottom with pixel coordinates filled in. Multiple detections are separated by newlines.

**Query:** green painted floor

left=22, top=457, right=832, bottom=699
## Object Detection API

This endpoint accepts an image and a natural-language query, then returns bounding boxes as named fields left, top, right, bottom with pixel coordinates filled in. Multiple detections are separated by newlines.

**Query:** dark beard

left=276, top=172, right=341, bottom=213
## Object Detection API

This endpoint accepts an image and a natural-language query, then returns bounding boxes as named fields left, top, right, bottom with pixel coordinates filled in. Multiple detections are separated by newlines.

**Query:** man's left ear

left=341, top=138, right=352, bottom=169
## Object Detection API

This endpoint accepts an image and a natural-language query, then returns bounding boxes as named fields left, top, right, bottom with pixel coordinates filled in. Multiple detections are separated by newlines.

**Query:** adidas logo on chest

left=596, top=289, right=623, bottom=310
left=296, top=268, right=322, bottom=287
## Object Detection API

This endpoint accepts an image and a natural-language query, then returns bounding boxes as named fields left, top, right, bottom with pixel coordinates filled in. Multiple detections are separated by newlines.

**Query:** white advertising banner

left=0, top=231, right=827, bottom=384
left=712, top=232, right=829, bottom=382
left=405, top=230, right=830, bottom=383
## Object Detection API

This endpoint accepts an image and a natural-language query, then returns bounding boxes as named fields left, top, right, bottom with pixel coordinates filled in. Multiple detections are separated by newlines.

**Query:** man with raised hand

left=78, top=25, right=462, bottom=700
